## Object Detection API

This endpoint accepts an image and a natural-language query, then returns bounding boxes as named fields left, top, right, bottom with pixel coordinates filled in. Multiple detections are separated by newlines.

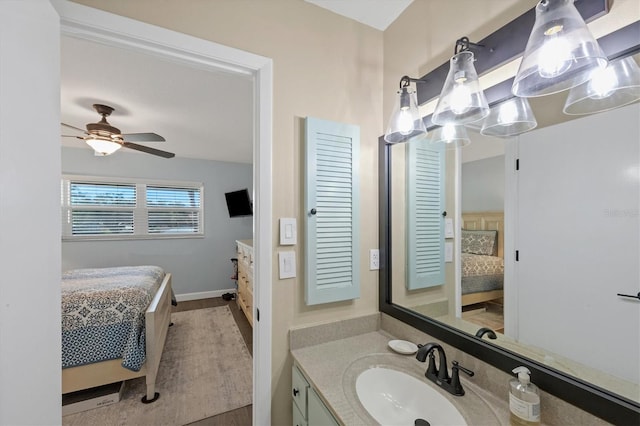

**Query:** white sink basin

left=355, top=367, right=467, bottom=426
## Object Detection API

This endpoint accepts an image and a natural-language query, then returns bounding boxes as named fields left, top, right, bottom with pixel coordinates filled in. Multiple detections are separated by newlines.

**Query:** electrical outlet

left=369, top=249, right=380, bottom=270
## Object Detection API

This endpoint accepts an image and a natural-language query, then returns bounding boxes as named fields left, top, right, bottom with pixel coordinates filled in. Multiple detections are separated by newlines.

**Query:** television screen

left=224, top=189, right=253, bottom=217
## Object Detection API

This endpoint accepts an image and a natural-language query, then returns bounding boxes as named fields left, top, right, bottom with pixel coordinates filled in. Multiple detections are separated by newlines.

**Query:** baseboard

left=175, top=288, right=236, bottom=302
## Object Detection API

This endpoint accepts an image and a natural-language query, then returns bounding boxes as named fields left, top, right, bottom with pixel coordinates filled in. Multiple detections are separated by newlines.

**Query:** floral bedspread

left=461, top=254, right=504, bottom=295
left=461, top=253, right=503, bottom=277
left=61, top=265, right=165, bottom=371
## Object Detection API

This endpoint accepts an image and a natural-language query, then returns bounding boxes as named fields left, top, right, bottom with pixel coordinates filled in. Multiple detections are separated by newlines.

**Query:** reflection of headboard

left=461, top=211, right=504, bottom=258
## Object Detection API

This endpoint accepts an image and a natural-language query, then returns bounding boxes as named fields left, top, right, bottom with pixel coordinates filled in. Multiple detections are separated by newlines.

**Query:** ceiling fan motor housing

left=87, top=104, right=121, bottom=137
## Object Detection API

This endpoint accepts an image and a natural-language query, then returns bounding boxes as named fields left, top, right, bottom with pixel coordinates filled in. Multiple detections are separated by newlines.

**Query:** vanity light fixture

left=563, top=56, right=640, bottom=115
left=427, top=123, right=470, bottom=149
left=432, top=37, right=489, bottom=126
left=512, top=0, right=608, bottom=97
left=481, top=96, right=538, bottom=137
left=384, top=76, right=428, bottom=143
left=85, top=136, right=122, bottom=156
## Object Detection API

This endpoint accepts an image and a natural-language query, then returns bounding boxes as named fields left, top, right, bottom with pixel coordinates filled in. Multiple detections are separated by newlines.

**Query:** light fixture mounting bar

left=399, top=75, right=427, bottom=89
left=454, top=37, right=487, bottom=54
left=416, top=0, right=609, bottom=105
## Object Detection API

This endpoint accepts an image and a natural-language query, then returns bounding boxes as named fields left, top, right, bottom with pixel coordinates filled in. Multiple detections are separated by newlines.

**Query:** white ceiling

left=61, top=35, right=254, bottom=163
left=304, top=0, right=413, bottom=31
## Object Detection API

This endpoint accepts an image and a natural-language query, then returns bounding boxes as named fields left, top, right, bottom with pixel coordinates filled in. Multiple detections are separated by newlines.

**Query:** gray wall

left=62, top=147, right=253, bottom=296
left=461, top=155, right=505, bottom=212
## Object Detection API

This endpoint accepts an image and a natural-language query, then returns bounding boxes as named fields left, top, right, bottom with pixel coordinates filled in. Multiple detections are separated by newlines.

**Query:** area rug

left=63, top=306, right=253, bottom=426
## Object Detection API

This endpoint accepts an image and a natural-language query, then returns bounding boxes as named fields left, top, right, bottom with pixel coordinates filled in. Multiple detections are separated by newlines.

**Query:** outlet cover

left=369, top=249, right=380, bottom=270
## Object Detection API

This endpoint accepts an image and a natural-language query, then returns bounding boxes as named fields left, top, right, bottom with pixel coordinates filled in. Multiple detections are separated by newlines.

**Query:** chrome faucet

left=416, top=343, right=474, bottom=396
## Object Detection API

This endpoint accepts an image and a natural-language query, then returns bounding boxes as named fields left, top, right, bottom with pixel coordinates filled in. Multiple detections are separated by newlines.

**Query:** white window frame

left=61, top=174, right=204, bottom=241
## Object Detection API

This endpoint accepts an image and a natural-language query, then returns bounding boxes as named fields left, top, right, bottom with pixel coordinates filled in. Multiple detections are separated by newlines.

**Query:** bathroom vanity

left=290, top=313, right=610, bottom=425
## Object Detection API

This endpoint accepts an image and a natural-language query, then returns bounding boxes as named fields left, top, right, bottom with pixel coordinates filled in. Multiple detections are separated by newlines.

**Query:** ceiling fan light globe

left=86, top=138, right=122, bottom=155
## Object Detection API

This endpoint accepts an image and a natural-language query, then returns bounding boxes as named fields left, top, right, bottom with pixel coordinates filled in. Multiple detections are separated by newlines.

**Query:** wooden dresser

left=236, top=239, right=253, bottom=326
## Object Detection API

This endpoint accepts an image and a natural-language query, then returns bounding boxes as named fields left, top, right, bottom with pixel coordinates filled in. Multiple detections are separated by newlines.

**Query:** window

left=62, top=175, right=204, bottom=240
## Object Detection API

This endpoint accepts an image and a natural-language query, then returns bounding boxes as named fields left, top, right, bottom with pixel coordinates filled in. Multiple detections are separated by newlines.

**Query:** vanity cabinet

left=292, top=365, right=338, bottom=426
left=236, top=239, right=253, bottom=326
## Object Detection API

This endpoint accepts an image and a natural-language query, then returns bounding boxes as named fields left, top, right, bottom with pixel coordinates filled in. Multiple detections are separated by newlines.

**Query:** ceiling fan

left=61, top=104, right=175, bottom=158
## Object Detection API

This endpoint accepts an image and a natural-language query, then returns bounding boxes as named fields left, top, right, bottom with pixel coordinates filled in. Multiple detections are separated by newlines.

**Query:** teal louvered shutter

left=407, top=139, right=445, bottom=289
left=304, top=117, right=360, bottom=305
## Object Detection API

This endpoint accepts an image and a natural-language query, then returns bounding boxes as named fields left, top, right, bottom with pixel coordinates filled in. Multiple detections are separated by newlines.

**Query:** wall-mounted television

left=224, top=188, right=253, bottom=217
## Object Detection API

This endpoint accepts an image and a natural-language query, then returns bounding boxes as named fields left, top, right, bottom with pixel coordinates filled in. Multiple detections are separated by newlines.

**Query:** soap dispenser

left=509, top=366, right=540, bottom=426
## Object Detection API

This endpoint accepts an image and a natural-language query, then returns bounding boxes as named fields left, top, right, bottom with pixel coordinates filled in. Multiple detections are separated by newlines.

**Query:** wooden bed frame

left=461, top=212, right=504, bottom=307
left=62, top=273, right=173, bottom=403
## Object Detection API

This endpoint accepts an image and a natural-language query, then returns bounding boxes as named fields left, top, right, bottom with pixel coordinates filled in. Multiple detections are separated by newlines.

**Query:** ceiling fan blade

left=61, top=123, right=87, bottom=134
left=122, top=142, right=175, bottom=158
left=121, top=132, right=166, bottom=142
left=61, top=135, right=86, bottom=139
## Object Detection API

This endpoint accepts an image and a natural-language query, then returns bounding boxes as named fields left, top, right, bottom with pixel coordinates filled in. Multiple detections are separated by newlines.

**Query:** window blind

left=62, top=176, right=204, bottom=240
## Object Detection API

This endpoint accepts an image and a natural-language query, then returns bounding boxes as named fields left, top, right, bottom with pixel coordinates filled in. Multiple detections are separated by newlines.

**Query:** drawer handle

left=292, top=388, right=299, bottom=397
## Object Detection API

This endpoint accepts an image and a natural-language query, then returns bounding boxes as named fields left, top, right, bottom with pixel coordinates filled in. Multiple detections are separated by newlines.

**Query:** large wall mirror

left=379, top=15, right=640, bottom=426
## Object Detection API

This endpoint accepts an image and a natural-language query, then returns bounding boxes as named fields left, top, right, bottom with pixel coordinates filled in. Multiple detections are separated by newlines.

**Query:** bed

left=61, top=265, right=172, bottom=403
left=461, top=212, right=504, bottom=307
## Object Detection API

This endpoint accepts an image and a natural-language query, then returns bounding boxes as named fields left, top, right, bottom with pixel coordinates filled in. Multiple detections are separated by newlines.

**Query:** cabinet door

left=307, top=388, right=338, bottom=426
left=292, top=402, right=308, bottom=426
left=406, top=138, right=445, bottom=289
left=291, top=366, right=309, bottom=416
left=304, top=116, right=360, bottom=305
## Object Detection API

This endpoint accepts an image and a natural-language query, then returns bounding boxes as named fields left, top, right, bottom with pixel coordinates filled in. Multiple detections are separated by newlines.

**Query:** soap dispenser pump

left=509, top=366, right=540, bottom=426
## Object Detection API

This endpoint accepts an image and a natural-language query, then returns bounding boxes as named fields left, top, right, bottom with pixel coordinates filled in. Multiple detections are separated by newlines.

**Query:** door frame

left=52, top=1, right=273, bottom=423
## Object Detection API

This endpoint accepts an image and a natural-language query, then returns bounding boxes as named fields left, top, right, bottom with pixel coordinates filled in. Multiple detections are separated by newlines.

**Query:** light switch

left=444, top=218, right=454, bottom=238
left=279, top=218, right=297, bottom=245
left=278, top=251, right=296, bottom=279
left=445, top=242, right=454, bottom=262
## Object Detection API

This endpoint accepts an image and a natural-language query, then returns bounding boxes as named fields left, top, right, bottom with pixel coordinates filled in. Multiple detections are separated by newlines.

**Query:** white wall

left=0, top=1, right=62, bottom=424
left=62, top=147, right=253, bottom=296
left=513, top=103, right=639, bottom=383
left=462, top=155, right=505, bottom=212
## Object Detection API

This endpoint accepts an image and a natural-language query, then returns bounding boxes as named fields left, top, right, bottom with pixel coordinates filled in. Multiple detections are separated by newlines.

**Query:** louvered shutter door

left=304, top=117, right=360, bottom=305
left=407, top=139, right=445, bottom=289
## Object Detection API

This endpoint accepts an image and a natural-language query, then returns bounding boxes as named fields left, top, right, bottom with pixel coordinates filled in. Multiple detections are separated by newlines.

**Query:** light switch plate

left=445, top=242, right=454, bottom=262
left=444, top=218, right=454, bottom=238
left=278, top=251, right=296, bottom=279
left=279, top=218, right=297, bottom=245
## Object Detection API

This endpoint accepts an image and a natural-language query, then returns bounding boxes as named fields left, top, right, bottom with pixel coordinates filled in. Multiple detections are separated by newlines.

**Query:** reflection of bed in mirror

left=460, top=211, right=504, bottom=308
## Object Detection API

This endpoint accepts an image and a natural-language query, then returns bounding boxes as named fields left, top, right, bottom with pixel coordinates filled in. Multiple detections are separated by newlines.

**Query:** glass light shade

left=481, top=97, right=538, bottom=137
left=384, top=87, right=427, bottom=143
left=427, top=124, right=470, bottom=149
left=432, top=51, right=489, bottom=126
left=512, top=0, right=607, bottom=97
left=86, top=137, right=122, bottom=155
left=563, top=56, right=640, bottom=115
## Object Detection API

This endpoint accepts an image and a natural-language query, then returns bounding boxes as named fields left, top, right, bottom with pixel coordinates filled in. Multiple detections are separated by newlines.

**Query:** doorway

left=57, top=2, right=273, bottom=423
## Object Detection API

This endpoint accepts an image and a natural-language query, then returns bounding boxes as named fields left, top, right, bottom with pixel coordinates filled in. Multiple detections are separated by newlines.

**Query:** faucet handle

left=450, top=361, right=474, bottom=396
left=452, top=360, right=474, bottom=377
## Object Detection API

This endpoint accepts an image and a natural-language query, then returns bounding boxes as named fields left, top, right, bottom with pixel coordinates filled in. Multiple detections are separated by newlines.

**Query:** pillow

left=461, top=229, right=497, bottom=256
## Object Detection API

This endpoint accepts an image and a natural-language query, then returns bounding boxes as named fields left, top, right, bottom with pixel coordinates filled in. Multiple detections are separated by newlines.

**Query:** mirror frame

left=378, top=11, right=640, bottom=425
